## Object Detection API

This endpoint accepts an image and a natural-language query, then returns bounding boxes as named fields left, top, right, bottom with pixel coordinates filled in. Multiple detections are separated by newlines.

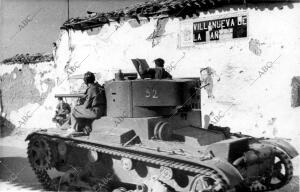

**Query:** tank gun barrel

left=54, top=93, right=85, bottom=98
left=54, top=93, right=84, bottom=98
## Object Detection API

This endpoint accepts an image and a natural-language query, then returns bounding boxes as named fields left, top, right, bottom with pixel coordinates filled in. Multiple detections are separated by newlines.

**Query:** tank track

left=274, top=150, right=294, bottom=186
left=27, top=134, right=227, bottom=191
left=27, top=134, right=294, bottom=192
left=34, top=170, right=54, bottom=190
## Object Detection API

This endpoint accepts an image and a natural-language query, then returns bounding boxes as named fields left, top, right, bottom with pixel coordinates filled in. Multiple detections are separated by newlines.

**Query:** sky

left=0, top=0, right=148, bottom=61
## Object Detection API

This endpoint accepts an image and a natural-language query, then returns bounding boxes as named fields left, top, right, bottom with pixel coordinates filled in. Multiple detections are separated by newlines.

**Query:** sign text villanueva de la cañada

left=179, top=13, right=248, bottom=47
left=193, top=15, right=247, bottom=42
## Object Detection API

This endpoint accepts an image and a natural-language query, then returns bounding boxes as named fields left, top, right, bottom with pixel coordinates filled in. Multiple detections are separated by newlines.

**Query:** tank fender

left=260, top=138, right=298, bottom=158
left=25, top=132, right=36, bottom=141
left=205, top=158, right=244, bottom=188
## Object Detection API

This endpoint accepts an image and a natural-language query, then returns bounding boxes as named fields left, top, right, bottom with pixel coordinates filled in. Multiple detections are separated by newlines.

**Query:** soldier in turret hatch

left=140, top=58, right=172, bottom=79
left=66, top=71, right=106, bottom=135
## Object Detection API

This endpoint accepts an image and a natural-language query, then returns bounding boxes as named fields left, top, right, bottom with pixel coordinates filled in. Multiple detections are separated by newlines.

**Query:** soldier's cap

left=154, top=58, right=165, bottom=67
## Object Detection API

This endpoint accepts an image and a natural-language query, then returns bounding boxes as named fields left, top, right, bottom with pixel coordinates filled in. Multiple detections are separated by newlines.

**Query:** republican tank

left=26, top=71, right=298, bottom=192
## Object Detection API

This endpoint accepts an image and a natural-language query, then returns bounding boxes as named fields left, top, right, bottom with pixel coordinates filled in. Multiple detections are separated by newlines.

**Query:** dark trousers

left=71, top=105, right=105, bottom=132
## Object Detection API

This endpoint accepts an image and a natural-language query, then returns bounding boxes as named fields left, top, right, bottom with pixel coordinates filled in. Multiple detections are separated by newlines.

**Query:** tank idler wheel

left=263, top=149, right=293, bottom=190
left=190, top=173, right=226, bottom=192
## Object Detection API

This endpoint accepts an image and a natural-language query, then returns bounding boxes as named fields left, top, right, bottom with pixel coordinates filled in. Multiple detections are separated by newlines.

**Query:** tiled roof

left=61, top=0, right=296, bottom=30
left=1, top=53, right=53, bottom=64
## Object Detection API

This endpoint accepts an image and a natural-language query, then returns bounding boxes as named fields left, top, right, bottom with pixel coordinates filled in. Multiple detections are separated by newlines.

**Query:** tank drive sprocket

left=262, top=149, right=293, bottom=190
left=246, top=149, right=294, bottom=192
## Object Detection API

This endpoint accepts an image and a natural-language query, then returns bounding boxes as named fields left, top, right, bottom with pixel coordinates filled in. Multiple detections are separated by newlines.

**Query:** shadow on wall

left=0, top=90, right=15, bottom=137
left=0, top=116, right=16, bottom=137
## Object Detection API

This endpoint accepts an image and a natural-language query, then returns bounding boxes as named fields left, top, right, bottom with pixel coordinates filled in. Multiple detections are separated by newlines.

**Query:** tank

left=26, top=75, right=298, bottom=192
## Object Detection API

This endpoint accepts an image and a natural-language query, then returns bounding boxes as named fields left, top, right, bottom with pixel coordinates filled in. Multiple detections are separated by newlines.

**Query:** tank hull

left=26, top=126, right=297, bottom=192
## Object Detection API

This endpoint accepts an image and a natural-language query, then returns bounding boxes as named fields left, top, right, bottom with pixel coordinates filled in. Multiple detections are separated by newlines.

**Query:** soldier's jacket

left=83, top=82, right=106, bottom=109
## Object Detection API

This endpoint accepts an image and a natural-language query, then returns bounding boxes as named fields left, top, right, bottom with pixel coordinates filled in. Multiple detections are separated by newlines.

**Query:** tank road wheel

left=263, top=149, right=293, bottom=190
left=121, top=157, right=133, bottom=171
left=190, top=172, right=227, bottom=192
left=27, top=136, right=52, bottom=171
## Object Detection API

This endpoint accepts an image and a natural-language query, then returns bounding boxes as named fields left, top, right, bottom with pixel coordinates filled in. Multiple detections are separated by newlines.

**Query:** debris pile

left=1, top=53, right=53, bottom=65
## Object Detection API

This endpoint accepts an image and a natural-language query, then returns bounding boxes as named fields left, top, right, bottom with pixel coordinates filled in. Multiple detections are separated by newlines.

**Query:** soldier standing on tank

left=140, top=58, right=172, bottom=79
left=67, top=71, right=106, bottom=135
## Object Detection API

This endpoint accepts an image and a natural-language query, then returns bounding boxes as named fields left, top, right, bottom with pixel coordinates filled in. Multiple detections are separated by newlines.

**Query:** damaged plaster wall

left=0, top=65, right=54, bottom=115
left=0, top=62, right=57, bottom=136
